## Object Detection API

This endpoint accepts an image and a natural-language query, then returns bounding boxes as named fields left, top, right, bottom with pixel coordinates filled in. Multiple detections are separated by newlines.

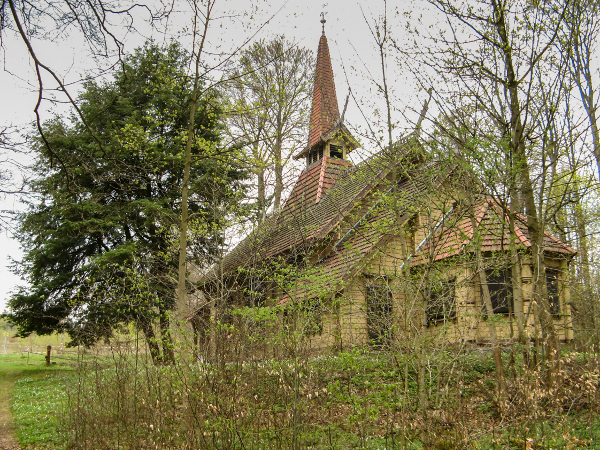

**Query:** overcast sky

left=0, top=0, right=436, bottom=311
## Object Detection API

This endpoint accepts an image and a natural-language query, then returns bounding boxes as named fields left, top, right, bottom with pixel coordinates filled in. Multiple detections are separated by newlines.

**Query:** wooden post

left=46, top=345, right=51, bottom=366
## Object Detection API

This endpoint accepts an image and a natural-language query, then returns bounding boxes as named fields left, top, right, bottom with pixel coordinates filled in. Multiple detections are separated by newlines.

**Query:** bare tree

left=176, top=1, right=283, bottom=321
left=562, top=0, right=600, bottom=178
left=401, top=0, right=578, bottom=383
left=226, top=36, right=313, bottom=220
left=1, top=0, right=164, bottom=162
left=0, top=126, right=27, bottom=230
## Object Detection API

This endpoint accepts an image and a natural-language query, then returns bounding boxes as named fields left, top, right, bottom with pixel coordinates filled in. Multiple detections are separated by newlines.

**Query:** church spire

left=282, top=24, right=357, bottom=210
left=293, top=23, right=357, bottom=163
left=308, top=32, right=340, bottom=149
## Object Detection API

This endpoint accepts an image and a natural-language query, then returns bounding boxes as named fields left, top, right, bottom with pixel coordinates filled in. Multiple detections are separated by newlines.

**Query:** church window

left=366, top=284, right=393, bottom=347
left=308, top=145, right=324, bottom=165
left=482, top=269, right=513, bottom=314
left=330, top=144, right=343, bottom=159
left=303, top=298, right=323, bottom=336
left=427, top=278, right=456, bottom=325
left=546, top=269, right=560, bottom=315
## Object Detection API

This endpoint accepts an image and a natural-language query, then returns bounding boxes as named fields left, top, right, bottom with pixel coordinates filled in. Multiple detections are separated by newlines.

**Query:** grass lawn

left=0, top=352, right=71, bottom=449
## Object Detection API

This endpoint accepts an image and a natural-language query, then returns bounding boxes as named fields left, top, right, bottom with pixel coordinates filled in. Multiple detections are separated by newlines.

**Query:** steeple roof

left=308, top=35, right=340, bottom=148
left=295, top=32, right=357, bottom=161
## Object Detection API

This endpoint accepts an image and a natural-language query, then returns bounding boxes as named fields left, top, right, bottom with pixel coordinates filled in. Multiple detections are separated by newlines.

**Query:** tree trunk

left=177, top=2, right=213, bottom=316
left=139, top=318, right=161, bottom=365
left=507, top=205, right=528, bottom=347
left=257, top=165, right=266, bottom=222
left=469, top=203, right=507, bottom=402
left=491, top=0, right=559, bottom=385
left=272, top=123, right=284, bottom=211
left=572, top=189, right=597, bottom=344
left=160, top=310, right=175, bottom=364
left=478, top=259, right=508, bottom=401
left=569, top=8, right=600, bottom=178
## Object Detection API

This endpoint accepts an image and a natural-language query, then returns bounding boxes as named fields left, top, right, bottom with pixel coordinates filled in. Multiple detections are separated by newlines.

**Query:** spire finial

left=320, top=11, right=327, bottom=35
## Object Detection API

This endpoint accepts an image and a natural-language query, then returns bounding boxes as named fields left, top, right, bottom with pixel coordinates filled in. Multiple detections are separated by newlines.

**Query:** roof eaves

left=543, top=232, right=577, bottom=255
left=513, top=211, right=576, bottom=255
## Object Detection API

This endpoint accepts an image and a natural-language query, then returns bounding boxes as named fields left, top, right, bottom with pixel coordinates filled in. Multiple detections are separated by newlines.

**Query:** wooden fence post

left=46, top=345, right=51, bottom=366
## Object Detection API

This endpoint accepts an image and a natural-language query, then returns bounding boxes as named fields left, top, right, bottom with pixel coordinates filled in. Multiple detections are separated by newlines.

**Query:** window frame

left=308, top=145, right=324, bottom=165
left=546, top=268, right=561, bottom=316
left=302, top=297, right=323, bottom=337
left=365, top=283, right=393, bottom=346
left=426, top=278, right=457, bottom=325
left=330, top=144, right=343, bottom=159
left=482, top=269, right=513, bottom=315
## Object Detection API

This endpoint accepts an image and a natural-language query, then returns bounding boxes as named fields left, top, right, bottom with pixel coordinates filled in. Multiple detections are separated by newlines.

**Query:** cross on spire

left=320, top=11, right=327, bottom=35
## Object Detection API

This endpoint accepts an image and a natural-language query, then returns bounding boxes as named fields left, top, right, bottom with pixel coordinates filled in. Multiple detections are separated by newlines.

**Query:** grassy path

left=0, top=357, right=21, bottom=450
left=0, top=353, right=68, bottom=450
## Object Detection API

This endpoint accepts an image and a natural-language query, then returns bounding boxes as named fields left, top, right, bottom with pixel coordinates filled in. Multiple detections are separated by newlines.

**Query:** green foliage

left=0, top=352, right=70, bottom=449
left=50, top=347, right=600, bottom=449
left=1, top=347, right=598, bottom=449
left=7, top=42, right=247, bottom=349
left=12, top=375, right=68, bottom=448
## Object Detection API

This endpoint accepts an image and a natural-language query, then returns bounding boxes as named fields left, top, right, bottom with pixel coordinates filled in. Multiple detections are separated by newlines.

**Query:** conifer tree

left=7, top=43, right=247, bottom=363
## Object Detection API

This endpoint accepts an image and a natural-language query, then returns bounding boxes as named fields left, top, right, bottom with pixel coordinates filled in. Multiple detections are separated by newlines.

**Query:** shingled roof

left=278, top=163, right=443, bottom=303
left=202, top=151, right=396, bottom=283
left=294, top=33, right=358, bottom=161
left=308, top=34, right=339, bottom=149
left=411, top=197, right=577, bottom=265
left=282, top=157, right=353, bottom=216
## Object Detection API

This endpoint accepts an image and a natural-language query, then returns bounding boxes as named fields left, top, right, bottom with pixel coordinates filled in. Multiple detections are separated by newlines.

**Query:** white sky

left=0, top=0, right=437, bottom=311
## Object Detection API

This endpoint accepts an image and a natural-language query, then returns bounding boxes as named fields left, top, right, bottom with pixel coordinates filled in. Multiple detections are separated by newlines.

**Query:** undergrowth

left=60, top=347, right=600, bottom=449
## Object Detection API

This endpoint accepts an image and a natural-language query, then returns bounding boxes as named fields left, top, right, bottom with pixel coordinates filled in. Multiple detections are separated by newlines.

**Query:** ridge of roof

left=315, top=158, right=328, bottom=203
left=278, top=165, right=448, bottom=304
left=198, top=143, right=428, bottom=285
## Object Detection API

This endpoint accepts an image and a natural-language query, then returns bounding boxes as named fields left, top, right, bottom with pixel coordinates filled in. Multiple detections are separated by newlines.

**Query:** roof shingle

left=308, top=35, right=339, bottom=149
left=411, top=198, right=577, bottom=265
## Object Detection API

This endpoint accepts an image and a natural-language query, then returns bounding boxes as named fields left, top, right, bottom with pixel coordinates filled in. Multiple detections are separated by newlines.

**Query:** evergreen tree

left=7, top=43, right=246, bottom=362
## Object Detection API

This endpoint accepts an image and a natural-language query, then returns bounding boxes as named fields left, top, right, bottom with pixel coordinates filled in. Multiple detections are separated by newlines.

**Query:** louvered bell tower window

left=307, top=145, right=324, bottom=165
left=330, top=144, right=343, bottom=159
